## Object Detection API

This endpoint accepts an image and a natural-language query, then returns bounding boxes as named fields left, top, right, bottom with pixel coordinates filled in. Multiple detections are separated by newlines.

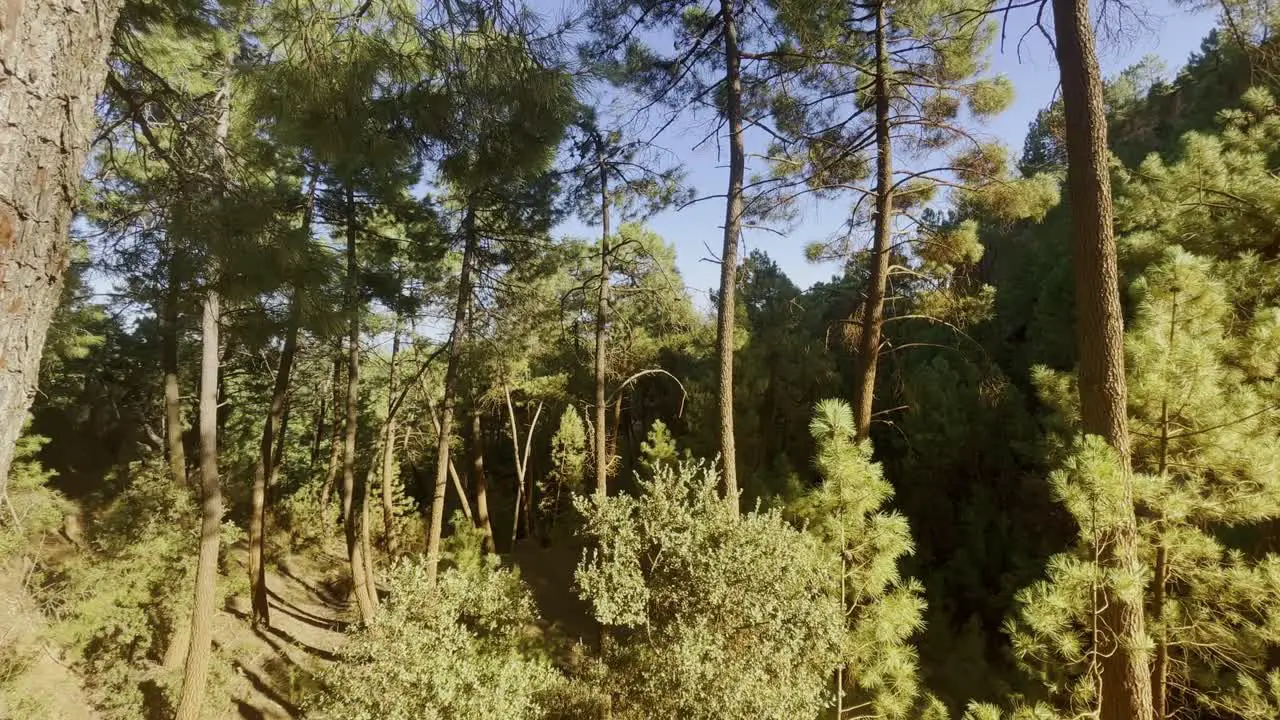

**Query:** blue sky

left=544, top=1, right=1220, bottom=307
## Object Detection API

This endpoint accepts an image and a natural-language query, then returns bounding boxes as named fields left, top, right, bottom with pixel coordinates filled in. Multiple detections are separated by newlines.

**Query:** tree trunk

left=248, top=296, right=300, bottom=627
left=715, top=0, right=744, bottom=506
left=426, top=206, right=476, bottom=584
left=594, top=145, right=611, bottom=497
left=381, top=322, right=400, bottom=556
left=1051, top=2, right=1153, bottom=719
left=342, top=187, right=376, bottom=623
left=309, top=393, right=326, bottom=471
left=175, top=47, right=236, bottom=718
left=0, top=0, right=124, bottom=485
left=504, top=388, right=542, bottom=550
left=425, top=395, right=475, bottom=525
left=853, top=0, right=893, bottom=441
left=174, top=290, right=222, bottom=720
left=321, top=348, right=343, bottom=514
left=469, top=408, right=495, bottom=552
left=162, top=247, right=188, bottom=487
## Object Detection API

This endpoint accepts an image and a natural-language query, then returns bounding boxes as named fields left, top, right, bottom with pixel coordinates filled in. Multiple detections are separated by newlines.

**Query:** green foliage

left=541, top=407, right=587, bottom=525
left=39, top=462, right=244, bottom=718
left=637, top=419, right=683, bottom=477
left=311, top=527, right=565, bottom=720
left=1009, top=88, right=1280, bottom=719
left=574, top=460, right=844, bottom=720
left=0, top=431, right=67, bottom=561
left=794, top=399, right=930, bottom=718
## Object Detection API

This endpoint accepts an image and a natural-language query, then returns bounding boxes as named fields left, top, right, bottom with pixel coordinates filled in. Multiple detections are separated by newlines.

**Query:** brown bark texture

left=248, top=299, right=300, bottom=627
left=174, top=290, right=221, bottom=720
left=469, top=409, right=495, bottom=552
left=343, top=189, right=376, bottom=623
left=0, top=0, right=124, bottom=486
left=1051, top=2, right=1153, bottom=719
left=381, top=323, right=400, bottom=555
left=427, top=206, right=476, bottom=584
left=853, top=0, right=893, bottom=441
left=715, top=0, right=743, bottom=505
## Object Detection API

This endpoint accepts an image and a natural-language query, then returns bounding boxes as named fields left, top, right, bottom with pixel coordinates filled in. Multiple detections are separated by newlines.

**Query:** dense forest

left=1, top=0, right=1279, bottom=717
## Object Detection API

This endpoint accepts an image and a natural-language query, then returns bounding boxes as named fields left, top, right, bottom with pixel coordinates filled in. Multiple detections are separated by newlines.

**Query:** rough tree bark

left=1051, top=2, right=1154, bottom=719
left=426, top=205, right=476, bottom=584
left=594, top=144, right=611, bottom=497
left=715, top=0, right=744, bottom=506
left=852, top=0, right=893, bottom=441
left=248, top=293, right=301, bottom=627
left=0, top=0, right=124, bottom=485
left=342, top=187, right=376, bottom=623
left=174, top=290, right=221, bottom=720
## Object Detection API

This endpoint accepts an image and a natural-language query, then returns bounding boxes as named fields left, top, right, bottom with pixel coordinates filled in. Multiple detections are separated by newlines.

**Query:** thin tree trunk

left=424, top=395, right=474, bottom=525
left=504, top=386, right=543, bottom=550
left=426, top=206, right=477, bottom=584
left=0, top=0, right=124, bottom=485
left=248, top=295, right=301, bottom=627
left=174, top=290, right=221, bottom=720
left=594, top=144, right=611, bottom=497
left=162, top=247, right=188, bottom=487
left=342, top=187, right=376, bottom=623
left=161, top=615, right=191, bottom=671
left=310, top=394, right=326, bottom=471
left=610, top=393, right=623, bottom=461
left=381, top=321, right=401, bottom=555
left=360, top=459, right=377, bottom=609
left=271, top=396, right=290, bottom=502
left=469, top=408, right=495, bottom=552
left=1051, top=2, right=1153, bottom=719
left=321, top=348, right=343, bottom=513
left=175, top=47, right=235, bottom=717
left=853, top=0, right=893, bottom=441
left=715, top=0, right=744, bottom=505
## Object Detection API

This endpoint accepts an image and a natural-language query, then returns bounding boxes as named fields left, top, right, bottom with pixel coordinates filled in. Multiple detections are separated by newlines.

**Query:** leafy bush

left=39, top=462, right=243, bottom=719
left=310, top=522, right=566, bottom=720
left=574, top=459, right=844, bottom=720
left=0, top=432, right=68, bottom=562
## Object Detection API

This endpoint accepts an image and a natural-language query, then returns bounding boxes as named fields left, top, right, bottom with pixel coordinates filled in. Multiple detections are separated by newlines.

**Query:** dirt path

left=220, top=542, right=351, bottom=719
left=0, top=557, right=100, bottom=720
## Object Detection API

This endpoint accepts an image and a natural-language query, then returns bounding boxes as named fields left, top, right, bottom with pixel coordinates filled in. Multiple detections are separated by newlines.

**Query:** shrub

left=40, top=462, right=242, bottom=719
left=310, top=522, right=566, bottom=720
left=574, top=459, right=844, bottom=720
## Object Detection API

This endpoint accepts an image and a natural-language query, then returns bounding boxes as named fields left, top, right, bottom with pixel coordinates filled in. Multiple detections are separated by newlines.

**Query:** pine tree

left=1008, top=87, right=1280, bottom=720
left=763, top=0, right=1051, bottom=439
left=793, top=399, right=937, bottom=719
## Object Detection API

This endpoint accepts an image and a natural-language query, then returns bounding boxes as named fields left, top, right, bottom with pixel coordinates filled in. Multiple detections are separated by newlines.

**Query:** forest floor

left=0, top=555, right=100, bottom=720
left=0, top=530, right=589, bottom=719
left=220, top=540, right=350, bottom=719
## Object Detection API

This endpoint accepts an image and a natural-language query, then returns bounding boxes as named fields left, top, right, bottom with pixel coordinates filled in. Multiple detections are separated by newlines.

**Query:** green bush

left=40, top=462, right=242, bottom=719
left=574, top=459, right=845, bottom=720
left=0, top=432, right=67, bottom=562
left=310, top=524, right=567, bottom=720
